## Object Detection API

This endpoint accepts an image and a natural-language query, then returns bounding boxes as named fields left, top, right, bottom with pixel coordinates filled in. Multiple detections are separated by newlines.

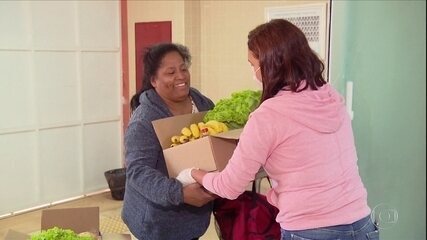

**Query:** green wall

left=330, top=1, right=426, bottom=239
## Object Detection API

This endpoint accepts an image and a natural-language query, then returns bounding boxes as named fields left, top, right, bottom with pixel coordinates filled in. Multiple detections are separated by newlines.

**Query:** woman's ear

left=150, top=76, right=157, bottom=88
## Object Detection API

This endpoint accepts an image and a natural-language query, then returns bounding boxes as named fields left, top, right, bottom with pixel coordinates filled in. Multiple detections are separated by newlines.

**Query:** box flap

left=152, top=112, right=206, bottom=150
left=163, top=137, right=217, bottom=177
left=212, top=128, right=242, bottom=140
left=3, top=229, right=29, bottom=240
left=209, top=137, right=239, bottom=171
left=102, top=233, right=132, bottom=240
left=41, top=207, right=99, bottom=234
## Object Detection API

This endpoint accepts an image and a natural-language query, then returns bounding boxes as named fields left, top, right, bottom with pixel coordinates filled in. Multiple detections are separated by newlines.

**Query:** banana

left=197, top=122, right=206, bottom=130
left=172, top=121, right=227, bottom=145
left=170, top=135, right=180, bottom=144
left=206, top=126, right=218, bottom=135
left=200, top=127, right=209, bottom=137
left=181, top=127, right=192, bottom=137
left=179, top=135, right=189, bottom=143
left=205, top=120, right=222, bottom=133
left=190, top=123, right=200, bottom=138
left=219, top=122, right=229, bottom=132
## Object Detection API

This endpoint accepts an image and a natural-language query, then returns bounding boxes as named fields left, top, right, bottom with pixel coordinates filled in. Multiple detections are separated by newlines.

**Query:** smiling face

left=151, top=51, right=191, bottom=103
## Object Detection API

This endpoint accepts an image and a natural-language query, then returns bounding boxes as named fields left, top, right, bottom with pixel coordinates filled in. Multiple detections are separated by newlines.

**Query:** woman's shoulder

left=189, top=87, right=215, bottom=110
left=131, top=105, right=170, bottom=124
left=189, top=87, right=207, bottom=99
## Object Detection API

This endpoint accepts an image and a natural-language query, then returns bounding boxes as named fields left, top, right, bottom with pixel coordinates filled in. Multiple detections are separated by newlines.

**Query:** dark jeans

left=281, top=215, right=379, bottom=240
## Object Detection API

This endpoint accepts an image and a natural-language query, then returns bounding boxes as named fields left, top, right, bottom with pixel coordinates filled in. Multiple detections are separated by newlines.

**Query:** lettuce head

left=31, top=227, right=94, bottom=240
left=203, top=90, right=261, bottom=129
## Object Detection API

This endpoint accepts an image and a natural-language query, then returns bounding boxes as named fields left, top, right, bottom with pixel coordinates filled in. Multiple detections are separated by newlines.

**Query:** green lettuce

left=203, top=90, right=261, bottom=129
left=30, top=227, right=94, bottom=240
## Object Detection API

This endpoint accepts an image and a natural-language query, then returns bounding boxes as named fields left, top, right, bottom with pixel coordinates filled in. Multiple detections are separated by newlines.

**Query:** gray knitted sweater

left=122, top=88, right=215, bottom=240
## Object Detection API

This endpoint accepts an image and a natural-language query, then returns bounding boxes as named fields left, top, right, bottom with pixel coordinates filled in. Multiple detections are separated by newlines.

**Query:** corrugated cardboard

left=152, top=112, right=242, bottom=177
left=3, top=207, right=131, bottom=240
left=3, top=229, right=29, bottom=240
left=41, top=207, right=100, bottom=234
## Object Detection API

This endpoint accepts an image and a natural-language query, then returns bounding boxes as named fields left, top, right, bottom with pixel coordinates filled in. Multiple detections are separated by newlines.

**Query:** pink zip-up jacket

left=202, top=83, right=370, bottom=230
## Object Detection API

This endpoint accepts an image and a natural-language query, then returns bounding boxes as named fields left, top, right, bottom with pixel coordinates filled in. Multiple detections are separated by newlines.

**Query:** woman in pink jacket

left=190, top=19, right=379, bottom=240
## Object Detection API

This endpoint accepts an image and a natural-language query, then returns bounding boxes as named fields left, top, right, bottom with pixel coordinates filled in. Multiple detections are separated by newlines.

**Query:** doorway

left=134, top=21, right=172, bottom=91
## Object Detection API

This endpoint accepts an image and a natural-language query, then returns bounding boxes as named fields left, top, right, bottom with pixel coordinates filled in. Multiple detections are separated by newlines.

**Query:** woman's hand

left=191, top=168, right=209, bottom=184
left=182, top=183, right=216, bottom=207
left=176, top=168, right=197, bottom=186
left=176, top=167, right=208, bottom=186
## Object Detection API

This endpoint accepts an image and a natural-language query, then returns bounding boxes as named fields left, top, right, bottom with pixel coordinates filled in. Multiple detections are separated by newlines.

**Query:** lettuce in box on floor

left=30, top=227, right=95, bottom=240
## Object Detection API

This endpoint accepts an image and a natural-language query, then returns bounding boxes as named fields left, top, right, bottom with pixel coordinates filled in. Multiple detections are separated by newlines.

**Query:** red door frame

left=121, top=0, right=129, bottom=166
left=120, top=2, right=172, bottom=166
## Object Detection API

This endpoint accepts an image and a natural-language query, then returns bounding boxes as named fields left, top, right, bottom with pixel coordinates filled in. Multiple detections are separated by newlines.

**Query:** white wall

left=199, top=0, right=329, bottom=102
left=0, top=1, right=123, bottom=216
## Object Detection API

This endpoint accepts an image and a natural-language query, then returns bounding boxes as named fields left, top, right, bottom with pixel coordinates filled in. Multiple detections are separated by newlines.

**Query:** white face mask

left=252, top=66, right=262, bottom=85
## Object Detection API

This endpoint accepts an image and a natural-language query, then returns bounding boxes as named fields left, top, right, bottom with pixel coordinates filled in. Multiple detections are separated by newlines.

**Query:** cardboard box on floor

left=152, top=112, right=242, bottom=178
left=3, top=207, right=131, bottom=240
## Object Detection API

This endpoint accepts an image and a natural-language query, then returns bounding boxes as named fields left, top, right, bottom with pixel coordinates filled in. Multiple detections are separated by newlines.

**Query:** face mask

left=252, top=66, right=262, bottom=84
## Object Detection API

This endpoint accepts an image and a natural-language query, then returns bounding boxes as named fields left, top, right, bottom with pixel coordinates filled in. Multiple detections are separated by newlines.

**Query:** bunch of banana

left=170, top=120, right=229, bottom=147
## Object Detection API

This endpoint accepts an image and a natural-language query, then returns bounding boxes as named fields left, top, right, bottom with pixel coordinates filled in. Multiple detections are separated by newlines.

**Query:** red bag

left=213, top=182, right=281, bottom=240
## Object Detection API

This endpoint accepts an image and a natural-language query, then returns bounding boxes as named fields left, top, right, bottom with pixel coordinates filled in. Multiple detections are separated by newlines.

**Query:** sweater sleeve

left=125, top=117, right=183, bottom=207
left=202, top=108, right=276, bottom=199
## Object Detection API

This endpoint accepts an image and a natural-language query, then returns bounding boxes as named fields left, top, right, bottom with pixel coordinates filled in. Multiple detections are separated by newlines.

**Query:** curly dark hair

left=130, top=43, right=192, bottom=112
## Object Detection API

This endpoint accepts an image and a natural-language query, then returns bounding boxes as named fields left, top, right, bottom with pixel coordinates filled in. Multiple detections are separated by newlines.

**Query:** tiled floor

left=0, top=178, right=270, bottom=240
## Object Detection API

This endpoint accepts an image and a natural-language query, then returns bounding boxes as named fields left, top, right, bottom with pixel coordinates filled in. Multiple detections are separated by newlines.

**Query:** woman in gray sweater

left=122, top=43, right=215, bottom=240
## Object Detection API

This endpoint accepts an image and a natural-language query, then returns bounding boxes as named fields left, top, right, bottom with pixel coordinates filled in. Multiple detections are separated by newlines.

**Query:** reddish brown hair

left=248, top=19, right=326, bottom=102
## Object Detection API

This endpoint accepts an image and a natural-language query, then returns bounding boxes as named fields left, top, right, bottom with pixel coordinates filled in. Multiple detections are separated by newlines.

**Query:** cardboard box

left=152, top=112, right=242, bottom=178
left=3, top=207, right=131, bottom=240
